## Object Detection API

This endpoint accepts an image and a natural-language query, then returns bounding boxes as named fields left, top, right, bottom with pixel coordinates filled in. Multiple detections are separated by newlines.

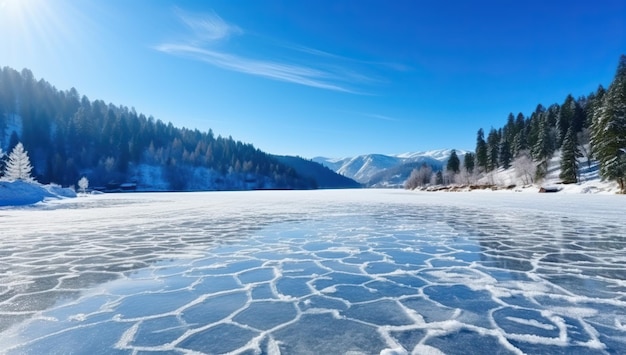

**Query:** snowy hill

left=313, top=149, right=468, bottom=186
left=474, top=149, right=619, bottom=194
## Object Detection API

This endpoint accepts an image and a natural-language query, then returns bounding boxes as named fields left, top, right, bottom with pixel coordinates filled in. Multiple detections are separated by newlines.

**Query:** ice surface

left=1, top=189, right=625, bottom=354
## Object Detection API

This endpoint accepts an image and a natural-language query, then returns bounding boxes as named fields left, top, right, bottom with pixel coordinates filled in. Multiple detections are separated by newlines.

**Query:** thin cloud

left=289, top=43, right=411, bottom=73
left=337, top=110, right=401, bottom=122
left=156, top=9, right=376, bottom=94
left=363, top=113, right=399, bottom=122
left=156, top=43, right=359, bottom=93
left=174, top=8, right=242, bottom=43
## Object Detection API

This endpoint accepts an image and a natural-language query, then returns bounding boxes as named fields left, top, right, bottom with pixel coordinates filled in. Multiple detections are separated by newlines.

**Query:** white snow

left=0, top=181, right=76, bottom=207
left=394, top=148, right=469, bottom=161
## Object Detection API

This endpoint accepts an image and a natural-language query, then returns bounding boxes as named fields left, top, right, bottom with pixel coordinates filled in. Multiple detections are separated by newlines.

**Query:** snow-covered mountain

left=313, top=149, right=469, bottom=186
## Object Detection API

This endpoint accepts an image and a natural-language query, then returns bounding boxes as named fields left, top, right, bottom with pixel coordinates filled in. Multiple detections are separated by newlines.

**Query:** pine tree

left=464, top=152, right=475, bottom=173
left=436, top=171, right=444, bottom=185
left=499, top=139, right=511, bottom=169
left=556, top=95, right=576, bottom=147
left=592, top=55, right=626, bottom=193
left=559, top=125, right=582, bottom=184
left=486, top=128, right=500, bottom=171
left=475, top=129, right=488, bottom=172
left=527, top=105, right=546, bottom=152
left=2, top=142, right=35, bottom=182
left=532, top=116, right=555, bottom=179
left=446, top=150, right=460, bottom=174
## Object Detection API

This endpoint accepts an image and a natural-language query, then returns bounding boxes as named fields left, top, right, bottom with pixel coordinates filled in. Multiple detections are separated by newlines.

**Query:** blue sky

left=0, top=0, right=624, bottom=158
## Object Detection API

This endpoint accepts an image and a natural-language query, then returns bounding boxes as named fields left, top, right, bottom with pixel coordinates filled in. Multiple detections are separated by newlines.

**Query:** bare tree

left=404, top=164, right=433, bottom=189
left=78, top=176, right=89, bottom=194
left=457, top=168, right=479, bottom=185
left=512, top=150, right=536, bottom=185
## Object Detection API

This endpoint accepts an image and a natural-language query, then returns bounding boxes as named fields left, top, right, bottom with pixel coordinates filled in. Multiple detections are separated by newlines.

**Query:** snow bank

left=0, top=181, right=76, bottom=207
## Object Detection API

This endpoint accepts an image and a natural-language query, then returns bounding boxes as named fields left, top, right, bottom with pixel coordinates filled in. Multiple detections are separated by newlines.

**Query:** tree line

left=0, top=66, right=314, bottom=190
left=406, top=55, right=626, bottom=193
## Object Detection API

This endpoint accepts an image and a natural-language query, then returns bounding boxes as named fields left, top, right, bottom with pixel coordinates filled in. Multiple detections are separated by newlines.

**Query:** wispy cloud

left=338, top=110, right=402, bottom=122
left=288, top=43, right=412, bottom=73
left=174, top=8, right=241, bottom=43
left=156, top=43, right=357, bottom=93
left=362, top=113, right=400, bottom=122
left=155, top=9, right=386, bottom=94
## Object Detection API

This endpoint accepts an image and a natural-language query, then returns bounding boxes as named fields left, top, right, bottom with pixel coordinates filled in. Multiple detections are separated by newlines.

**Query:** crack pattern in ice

left=0, top=190, right=625, bottom=354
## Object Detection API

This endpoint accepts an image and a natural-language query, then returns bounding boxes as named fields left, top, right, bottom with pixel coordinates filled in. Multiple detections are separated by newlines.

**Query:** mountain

left=273, top=156, right=361, bottom=189
left=313, top=149, right=469, bottom=187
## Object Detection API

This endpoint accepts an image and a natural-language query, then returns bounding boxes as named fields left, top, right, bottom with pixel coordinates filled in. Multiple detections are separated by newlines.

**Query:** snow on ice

left=0, top=189, right=625, bottom=354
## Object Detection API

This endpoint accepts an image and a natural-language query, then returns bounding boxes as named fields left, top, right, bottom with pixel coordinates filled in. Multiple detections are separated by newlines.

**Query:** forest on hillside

left=407, top=55, right=626, bottom=193
left=0, top=67, right=318, bottom=190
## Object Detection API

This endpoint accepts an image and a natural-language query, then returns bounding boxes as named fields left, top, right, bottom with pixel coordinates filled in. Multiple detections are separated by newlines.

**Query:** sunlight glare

left=0, top=0, right=77, bottom=66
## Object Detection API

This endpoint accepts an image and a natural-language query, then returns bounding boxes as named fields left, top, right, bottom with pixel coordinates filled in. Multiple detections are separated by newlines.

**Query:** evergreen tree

left=592, top=55, right=626, bottom=193
left=464, top=152, right=475, bottom=173
left=532, top=116, right=555, bottom=178
left=2, top=142, right=34, bottom=182
left=499, top=139, right=511, bottom=169
left=527, top=104, right=546, bottom=152
left=559, top=125, right=582, bottom=184
left=475, top=129, right=488, bottom=172
left=556, top=95, right=576, bottom=147
left=503, top=113, right=516, bottom=145
left=435, top=170, right=444, bottom=185
left=486, top=128, right=500, bottom=171
left=446, top=149, right=460, bottom=174
left=588, top=86, right=606, bottom=131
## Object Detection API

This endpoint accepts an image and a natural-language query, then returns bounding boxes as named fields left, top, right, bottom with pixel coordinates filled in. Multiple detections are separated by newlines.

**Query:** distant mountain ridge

left=313, top=149, right=469, bottom=187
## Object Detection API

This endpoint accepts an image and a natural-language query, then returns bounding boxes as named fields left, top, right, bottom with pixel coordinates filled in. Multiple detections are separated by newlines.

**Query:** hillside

left=273, top=156, right=361, bottom=189
left=474, top=150, right=619, bottom=194
left=0, top=67, right=352, bottom=191
left=464, top=55, right=626, bottom=194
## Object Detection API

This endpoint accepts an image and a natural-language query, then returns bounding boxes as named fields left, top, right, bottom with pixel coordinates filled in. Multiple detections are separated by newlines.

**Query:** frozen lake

left=1, top=189, right=625, bottom=354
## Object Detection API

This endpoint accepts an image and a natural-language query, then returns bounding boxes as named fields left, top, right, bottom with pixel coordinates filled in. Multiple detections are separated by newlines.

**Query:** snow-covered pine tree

left=3, top=142, right=35, bottom=182
left=591, top=55, right=626, bottom=193
left=532, top=116, right=555, bottom=179
left=559, top=125, right=582, bottom=184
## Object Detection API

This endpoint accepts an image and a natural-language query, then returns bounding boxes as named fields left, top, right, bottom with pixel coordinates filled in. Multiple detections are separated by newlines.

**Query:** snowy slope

left=394, top=148, right=468, bottom=161
left=313, top=149, right=468, bottom=185
left=476, top=149, right=619, bottom=194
